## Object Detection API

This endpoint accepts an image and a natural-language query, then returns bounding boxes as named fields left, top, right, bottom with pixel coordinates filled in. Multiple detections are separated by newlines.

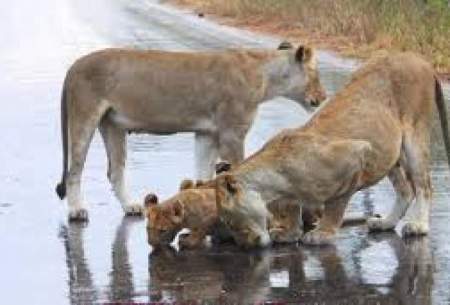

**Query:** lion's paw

left=301, top=229, right=334, bottom=245
left=367, top=216, right=395, bottom=232
left=124, top=204, right=144, bottom=217
left=402, top=222, right=429, bottom=237
left=68, top=208, right=89, bottom=222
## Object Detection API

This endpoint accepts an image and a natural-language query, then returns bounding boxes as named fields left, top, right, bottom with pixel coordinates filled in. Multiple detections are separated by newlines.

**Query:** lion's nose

left=310, top=98, right=321, bottom=107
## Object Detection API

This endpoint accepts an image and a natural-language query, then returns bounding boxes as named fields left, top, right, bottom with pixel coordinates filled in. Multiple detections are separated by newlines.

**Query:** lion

left=145, top=179, right=232, bottom=249
left=215, top=52, right=450, bottom=248
left=55, top=44, right=327, bottom=221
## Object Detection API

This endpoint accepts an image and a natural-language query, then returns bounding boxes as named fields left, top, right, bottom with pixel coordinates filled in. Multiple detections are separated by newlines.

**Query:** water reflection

left=59, top=224, right=98, bottom=305
left=108, top=218, right=138, bottom=302
left=376, top=235, right=433, bottom=305
left=60, top=219, right=435, bottom=304
left=60, top=218, right=140, bottom=304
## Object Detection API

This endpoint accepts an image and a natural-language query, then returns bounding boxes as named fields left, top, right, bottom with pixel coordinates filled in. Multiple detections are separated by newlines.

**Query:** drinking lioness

left=216, top=52, right=450, bottom=247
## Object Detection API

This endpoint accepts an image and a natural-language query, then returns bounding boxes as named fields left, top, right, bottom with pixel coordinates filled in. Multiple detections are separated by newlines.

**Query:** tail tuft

left=56, top=182, right=66, bottom=200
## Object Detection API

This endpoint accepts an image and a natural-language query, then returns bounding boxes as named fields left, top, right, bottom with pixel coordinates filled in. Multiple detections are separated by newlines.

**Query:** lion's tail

left=56, top=78, right=69, bottom=200
left=434, top=77, right=450, bottom=170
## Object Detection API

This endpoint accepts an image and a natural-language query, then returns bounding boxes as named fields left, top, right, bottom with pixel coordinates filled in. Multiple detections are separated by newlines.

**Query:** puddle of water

left=0, top=0, right=449, bottom=305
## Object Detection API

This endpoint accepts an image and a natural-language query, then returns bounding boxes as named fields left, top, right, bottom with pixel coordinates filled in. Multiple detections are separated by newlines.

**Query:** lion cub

left=145, top=179, right=231, bottom=249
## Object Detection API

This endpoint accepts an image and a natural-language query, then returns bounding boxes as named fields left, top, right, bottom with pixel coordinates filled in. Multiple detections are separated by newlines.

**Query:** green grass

left=173, top=0, right=450, bottom=73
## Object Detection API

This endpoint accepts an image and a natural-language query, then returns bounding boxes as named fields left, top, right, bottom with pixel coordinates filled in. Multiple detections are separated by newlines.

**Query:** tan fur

left=145, top=180, right=230, bottom=249
left=216, top=52, right=450, bottom=247
left=267, top=199, right=303, bottom=243
left=146, top=178, right=319, bottom=247
left=56, top=46, right=326, bottom=221
left=147, top=176, right=361, bottom=247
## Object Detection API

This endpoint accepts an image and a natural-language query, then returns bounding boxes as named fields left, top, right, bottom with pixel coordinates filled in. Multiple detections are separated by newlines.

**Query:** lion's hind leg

left=99, top=118, right=143, bottom=216
left=400, top=129, right=432, bottom=237
left=368, top=165, right=414, bottom=232
left=66, top=99, right=109, bottom=221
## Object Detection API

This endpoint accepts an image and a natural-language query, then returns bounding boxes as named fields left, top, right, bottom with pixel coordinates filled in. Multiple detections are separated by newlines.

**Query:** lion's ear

left=216, top=174, right=239, bottom=211
left=144, top=193, right=158, bottom=208
left=295, top=45, right=314, bottom=63
left=179, top=179, right=194, bottom=190
left=277, top=41, right=293, bottom=50
left=170, top=200, right=184, bottom=224
left=215, top=161, right=232, bottom=175
left=223, top=174, right=238, bottom=195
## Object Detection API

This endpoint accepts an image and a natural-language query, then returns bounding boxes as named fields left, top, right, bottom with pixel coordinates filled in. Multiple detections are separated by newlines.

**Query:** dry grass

left=168, top=0, right=450, bottom=76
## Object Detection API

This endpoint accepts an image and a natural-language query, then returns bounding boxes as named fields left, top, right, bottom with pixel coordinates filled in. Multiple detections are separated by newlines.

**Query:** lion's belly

left=107, top=110, right=217, bottom=134
left=358, top=129, right=403, bottom=188
left=314, top=104, right=404, bottom=189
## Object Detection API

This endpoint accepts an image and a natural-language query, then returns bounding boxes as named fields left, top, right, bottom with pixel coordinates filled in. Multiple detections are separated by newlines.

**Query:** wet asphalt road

left=1, top=0, right=450, bottom=304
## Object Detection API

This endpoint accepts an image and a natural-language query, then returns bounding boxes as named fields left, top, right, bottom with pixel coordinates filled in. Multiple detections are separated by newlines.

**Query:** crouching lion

left=55, top=43, right=327, bottom=222
left=215, top=52, right=450, bottom=248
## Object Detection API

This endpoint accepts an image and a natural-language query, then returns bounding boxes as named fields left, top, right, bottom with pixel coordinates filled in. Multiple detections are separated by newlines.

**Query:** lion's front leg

left=218, top=131, right=245, bottom=165
left=368, top=165, right=413, bottom=232
left=302, top=198, right=349, bottom=245
left=195, top=133, right=219, bottom=180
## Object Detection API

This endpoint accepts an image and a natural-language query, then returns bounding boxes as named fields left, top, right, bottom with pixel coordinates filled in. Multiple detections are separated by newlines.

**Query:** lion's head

left=272, top=43, right=327, bottom=110
left=215, top=174, right=271, bottom=249
left=145, top=179, right=217, bottom=248
left=144, top=192, right=182, bottom=248
left=267, top=199, right=303, bottom=243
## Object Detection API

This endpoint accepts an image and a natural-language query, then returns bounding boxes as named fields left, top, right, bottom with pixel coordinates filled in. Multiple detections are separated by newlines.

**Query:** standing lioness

left=216, top=52, right=450, bottom=248
left=55, top=45, right=326, bottom=221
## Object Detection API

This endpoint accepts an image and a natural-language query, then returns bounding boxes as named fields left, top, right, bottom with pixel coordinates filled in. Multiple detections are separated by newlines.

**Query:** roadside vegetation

left=169, top=0, right=450, bottom=76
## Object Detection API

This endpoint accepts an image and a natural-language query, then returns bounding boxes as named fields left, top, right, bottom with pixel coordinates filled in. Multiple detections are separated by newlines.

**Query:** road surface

left=0, top=0, right=449, bottom=304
